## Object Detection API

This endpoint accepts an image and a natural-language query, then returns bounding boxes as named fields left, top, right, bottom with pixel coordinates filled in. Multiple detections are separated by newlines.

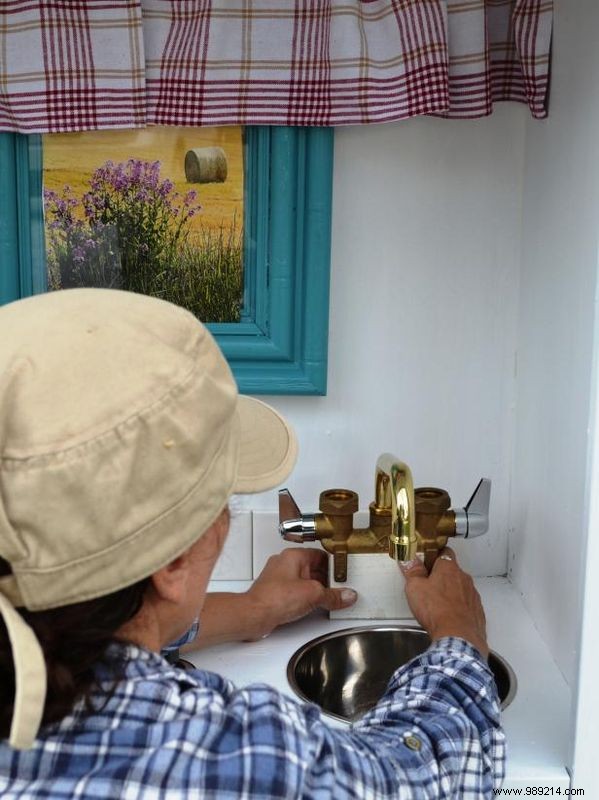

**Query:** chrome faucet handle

left=278, top=488, right=317, bottom=542
left=453, top=478, right=491, bottom=538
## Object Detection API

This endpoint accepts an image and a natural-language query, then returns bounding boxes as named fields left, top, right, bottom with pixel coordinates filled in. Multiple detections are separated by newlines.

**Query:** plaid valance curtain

left=0, top=0, right=552, bottom=133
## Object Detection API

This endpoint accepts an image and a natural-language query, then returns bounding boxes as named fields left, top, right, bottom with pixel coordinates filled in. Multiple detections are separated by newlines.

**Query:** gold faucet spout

left=375, top=454, right=417, bottom=563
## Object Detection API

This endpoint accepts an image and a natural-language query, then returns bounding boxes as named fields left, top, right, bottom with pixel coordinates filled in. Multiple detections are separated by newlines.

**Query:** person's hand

left=187, top=548, right=358, bottom=650
left=244, top=548, right=358, bottom=640
left=400, top=547, right=489, bottom=659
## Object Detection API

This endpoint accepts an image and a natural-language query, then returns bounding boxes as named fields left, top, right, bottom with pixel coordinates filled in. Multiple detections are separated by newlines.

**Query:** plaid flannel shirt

left=0, top=636, right=505, bottom=799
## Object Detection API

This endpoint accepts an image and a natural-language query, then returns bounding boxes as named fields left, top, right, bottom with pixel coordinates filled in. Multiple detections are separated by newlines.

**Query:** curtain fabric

left=0, top=1, right=553, bottom=133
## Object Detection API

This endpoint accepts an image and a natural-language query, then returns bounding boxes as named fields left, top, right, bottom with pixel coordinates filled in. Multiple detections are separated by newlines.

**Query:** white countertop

left=186, top=576, right=571, bottom=791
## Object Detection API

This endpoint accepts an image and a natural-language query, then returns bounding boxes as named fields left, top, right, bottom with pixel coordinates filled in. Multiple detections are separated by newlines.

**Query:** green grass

left=148, top=224, right=244, bottom=322
left=48, top=222, right=243, bottom=324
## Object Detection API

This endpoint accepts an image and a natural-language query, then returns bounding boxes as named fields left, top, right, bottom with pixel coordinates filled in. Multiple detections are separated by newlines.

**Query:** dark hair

left=0, top=558, right=151, bottom=739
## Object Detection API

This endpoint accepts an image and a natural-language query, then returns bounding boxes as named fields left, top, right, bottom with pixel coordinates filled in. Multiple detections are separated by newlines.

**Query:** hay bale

left=184, top=147, right=228, bottom=183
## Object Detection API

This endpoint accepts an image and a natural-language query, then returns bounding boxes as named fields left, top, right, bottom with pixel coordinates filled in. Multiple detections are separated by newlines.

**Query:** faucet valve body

left=278, top=456, right=491, bottom=581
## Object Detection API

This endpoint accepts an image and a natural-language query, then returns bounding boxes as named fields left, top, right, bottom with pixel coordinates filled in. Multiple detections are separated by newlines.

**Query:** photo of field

left=42, top=126, right=244, bottom=322
left=43, top=126, right=244, bottom=236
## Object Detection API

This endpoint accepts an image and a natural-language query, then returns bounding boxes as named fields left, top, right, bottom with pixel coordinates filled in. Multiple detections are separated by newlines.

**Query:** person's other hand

left=400, top=547, right=489, bottom=659
left=244, top=548, right=358, bottom=640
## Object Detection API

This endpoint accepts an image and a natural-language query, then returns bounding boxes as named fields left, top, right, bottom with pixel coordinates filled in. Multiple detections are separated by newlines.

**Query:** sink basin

left=287, top=626, right=516, bottom=723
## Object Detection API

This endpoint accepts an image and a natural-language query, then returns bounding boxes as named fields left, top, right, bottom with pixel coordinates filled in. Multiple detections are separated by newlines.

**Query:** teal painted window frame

left=0, top=127, right=334, bottom=395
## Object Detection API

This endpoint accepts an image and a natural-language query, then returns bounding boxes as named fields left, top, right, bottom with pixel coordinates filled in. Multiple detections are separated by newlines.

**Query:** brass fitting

left=278, top=455, right=490, bottom=582
left=316, top=489, right=359, bottom=583
left=413, top=487, right=454, bottom=572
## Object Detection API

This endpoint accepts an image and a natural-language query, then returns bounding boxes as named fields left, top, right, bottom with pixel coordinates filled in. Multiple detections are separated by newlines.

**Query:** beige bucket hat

left=0, top=288, right=297, bottom=749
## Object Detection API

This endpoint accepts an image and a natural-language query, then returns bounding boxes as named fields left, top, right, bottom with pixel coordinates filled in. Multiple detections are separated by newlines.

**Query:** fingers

left=314, top=585, right=358, bottom=612
left=399, top=547, right=460, bottom=581
left=277, top=547, right=328, bottom=573
left=439, top=546, right=456, bottom=558
left=430, top=547, right=464, bottom=576
left=261, top=548, right=327, bottom=582
left=433, top=546, right=457, bottom=565
left=399, top=556, right=428, bottom=580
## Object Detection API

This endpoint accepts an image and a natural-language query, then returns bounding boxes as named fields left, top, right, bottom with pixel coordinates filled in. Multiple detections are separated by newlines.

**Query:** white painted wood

left=508, top=0, right=599, bottom=688
left=569, top=229, right=599, bottom=789
left=246, top=105, right=526, bottom=584
left=211, top=510, right=252, bottom=580
left=328, top=554, right=414, bottom=620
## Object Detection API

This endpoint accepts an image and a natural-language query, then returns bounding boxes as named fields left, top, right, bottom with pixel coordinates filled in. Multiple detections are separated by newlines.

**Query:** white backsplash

left=329, top=553, right=414, bottom=619
left=211, top=510, right=253, bottom=580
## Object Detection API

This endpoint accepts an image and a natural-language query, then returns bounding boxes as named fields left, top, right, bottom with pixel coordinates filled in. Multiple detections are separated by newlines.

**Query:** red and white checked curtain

left=0, top=1, right=552, bottom=133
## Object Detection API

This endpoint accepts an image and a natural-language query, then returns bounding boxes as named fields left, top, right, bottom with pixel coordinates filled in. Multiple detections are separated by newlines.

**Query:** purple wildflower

left=72, top=246, right=85, bottom=263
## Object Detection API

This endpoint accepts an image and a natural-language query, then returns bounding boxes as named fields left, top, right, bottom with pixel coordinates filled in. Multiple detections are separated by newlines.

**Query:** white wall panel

left=509, top=0, right=599, bottom=687
left=251, top=108, right=526, bottom=580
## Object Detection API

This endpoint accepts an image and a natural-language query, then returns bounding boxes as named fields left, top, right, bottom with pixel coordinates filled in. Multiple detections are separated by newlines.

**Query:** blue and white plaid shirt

left=0, top=636, right=505, bottom=799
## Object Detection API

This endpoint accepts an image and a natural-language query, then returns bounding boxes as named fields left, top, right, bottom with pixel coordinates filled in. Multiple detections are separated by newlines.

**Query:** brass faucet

left=279, top=453, right=491, bottom=581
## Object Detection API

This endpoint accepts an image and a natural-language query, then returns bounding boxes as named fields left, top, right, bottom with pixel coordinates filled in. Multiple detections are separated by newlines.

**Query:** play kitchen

left=4, top=0, right=599, bottom=793
left=192, top=451, right=570, bottom=790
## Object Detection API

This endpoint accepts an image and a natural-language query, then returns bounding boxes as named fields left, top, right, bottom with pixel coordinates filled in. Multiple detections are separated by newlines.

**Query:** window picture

left=43, top=127, right=244, bottom=323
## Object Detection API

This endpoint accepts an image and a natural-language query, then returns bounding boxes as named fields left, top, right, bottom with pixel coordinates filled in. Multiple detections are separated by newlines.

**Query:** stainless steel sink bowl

left=287, top=626, right=516, bottom=723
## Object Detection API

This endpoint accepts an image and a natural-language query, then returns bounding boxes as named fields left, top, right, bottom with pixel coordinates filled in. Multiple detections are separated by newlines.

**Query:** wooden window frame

left=0, top=126, right=334, bottom=395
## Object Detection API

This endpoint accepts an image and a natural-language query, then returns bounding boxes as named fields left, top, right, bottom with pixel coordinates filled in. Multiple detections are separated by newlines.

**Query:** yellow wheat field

left=43, top=126, right=244, bottom=237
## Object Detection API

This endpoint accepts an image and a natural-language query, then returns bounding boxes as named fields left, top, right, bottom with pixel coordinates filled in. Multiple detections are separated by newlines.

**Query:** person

left=0, top=288, right=505, bottom=799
